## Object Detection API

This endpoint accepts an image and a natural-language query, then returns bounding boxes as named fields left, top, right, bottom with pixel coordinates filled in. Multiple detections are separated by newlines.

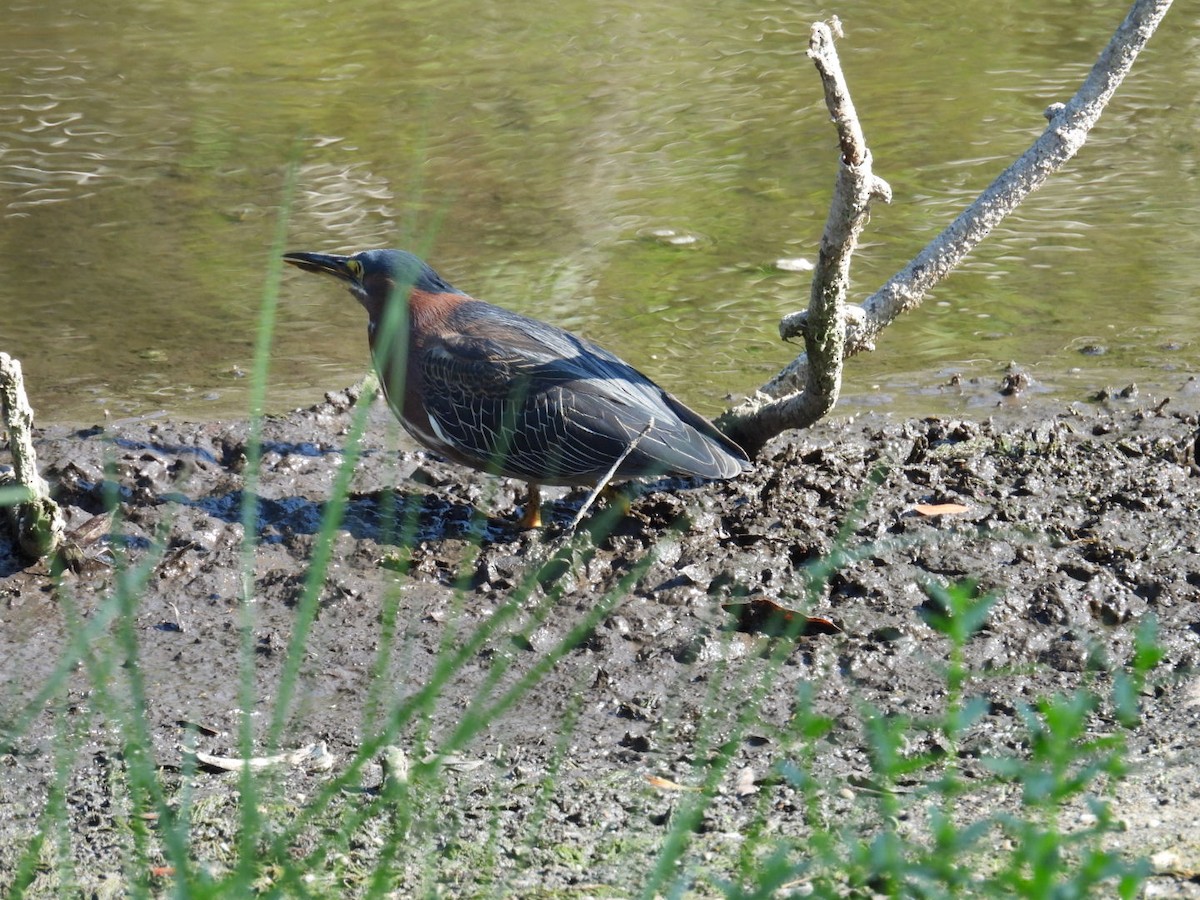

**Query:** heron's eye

left=346, top=259, right=363, bottom=279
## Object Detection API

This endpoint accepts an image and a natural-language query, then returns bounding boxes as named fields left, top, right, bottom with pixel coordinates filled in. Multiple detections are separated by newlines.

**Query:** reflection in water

left=1, top=0, right=1196, bottom=424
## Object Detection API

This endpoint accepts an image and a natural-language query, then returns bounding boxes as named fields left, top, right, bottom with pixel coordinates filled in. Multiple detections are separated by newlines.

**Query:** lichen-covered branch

left=721, top=0, right=1173, bottom=454
left=719, top=21, right=890, bottom=456
left=1, top=353, right=65, bottom=558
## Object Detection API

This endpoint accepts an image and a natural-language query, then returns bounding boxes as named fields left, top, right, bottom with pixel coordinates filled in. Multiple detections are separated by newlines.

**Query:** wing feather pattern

left=417, top=301, right=749, bottom=486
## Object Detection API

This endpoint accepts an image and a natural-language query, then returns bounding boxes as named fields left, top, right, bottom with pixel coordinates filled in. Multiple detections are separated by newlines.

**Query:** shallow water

left=2, top=0, right=1197, bottom=424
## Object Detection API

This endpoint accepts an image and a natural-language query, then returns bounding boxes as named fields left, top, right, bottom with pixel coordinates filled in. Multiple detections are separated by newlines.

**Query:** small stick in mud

left=567, top=418, right=655, bottom=532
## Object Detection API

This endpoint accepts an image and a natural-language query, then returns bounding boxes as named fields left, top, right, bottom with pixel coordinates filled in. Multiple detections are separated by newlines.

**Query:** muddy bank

left=3, top=382, right=1200, bottom=895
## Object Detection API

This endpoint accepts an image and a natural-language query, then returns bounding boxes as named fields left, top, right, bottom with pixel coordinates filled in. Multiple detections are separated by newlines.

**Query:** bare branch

left=719, top=22, right=890, bottom=456
left=720, top=0, right=1173, bottom=453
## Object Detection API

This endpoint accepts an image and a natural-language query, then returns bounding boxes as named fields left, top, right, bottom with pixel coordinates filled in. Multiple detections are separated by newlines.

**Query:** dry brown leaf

left=645, top=774, right=696, bottom=791
left=913, top=502, right=970, bottom=516
left=723, top=597, right=842, bottom=636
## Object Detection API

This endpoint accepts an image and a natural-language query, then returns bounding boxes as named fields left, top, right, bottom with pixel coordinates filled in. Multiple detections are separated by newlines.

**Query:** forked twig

left=720, top=0, right=1174, bottom=455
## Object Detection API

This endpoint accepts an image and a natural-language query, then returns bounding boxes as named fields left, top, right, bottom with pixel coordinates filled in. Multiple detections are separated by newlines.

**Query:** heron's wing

left=416, top=301, right=748, bottom=483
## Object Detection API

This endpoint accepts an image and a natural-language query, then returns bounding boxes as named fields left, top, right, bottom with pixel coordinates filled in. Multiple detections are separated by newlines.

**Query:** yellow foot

left=517, top=482, right=543, bottom=528
left=599, top=485, right=631, bottom=517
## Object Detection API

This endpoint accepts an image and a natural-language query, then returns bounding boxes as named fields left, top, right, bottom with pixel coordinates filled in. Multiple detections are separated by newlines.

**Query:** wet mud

left=3, top=380, right=1200, bottom=895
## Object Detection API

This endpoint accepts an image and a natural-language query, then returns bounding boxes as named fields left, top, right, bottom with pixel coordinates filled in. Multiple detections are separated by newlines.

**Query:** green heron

left=283, top=248, right=750, bottom=527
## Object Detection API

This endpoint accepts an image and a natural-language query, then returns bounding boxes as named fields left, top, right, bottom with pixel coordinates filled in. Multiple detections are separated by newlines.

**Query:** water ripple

left=0, top=47, right=177, bottom=215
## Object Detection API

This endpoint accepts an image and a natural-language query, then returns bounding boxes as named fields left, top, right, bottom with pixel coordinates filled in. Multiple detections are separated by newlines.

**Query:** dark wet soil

left=3, top=380, right=1200, bottom=896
